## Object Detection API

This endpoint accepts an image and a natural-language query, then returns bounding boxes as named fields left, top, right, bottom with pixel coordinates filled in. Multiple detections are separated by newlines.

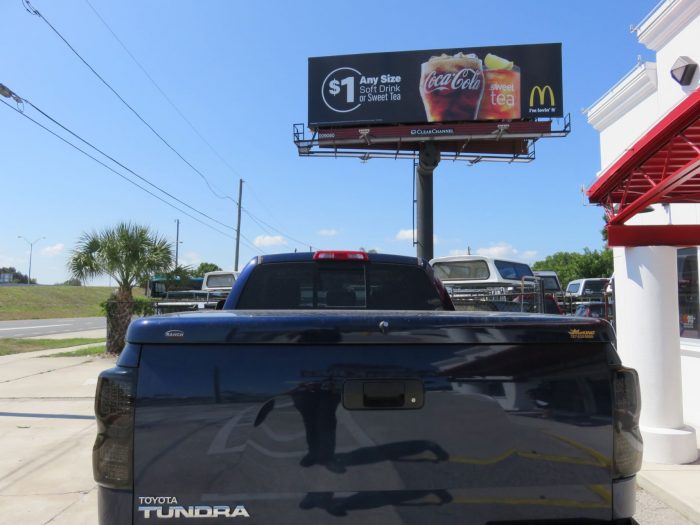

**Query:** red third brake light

left=313, top=250, right=369, bottom=261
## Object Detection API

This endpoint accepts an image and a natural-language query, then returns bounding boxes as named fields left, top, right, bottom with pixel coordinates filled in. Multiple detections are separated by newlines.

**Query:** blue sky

left=1, top=0, right=660, bottom=285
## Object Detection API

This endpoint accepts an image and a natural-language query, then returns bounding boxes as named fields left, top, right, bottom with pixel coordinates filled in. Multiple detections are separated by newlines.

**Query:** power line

left=0, top=97, right=235, bottom=240
left=14, top=89, right=235, bottom=233
left=22, top=0, right=237, bottom=204
left=22, top=1, right=310, bottom=254
left=236, top=233, right=262, bottom=255
left=242, top=209, right=277, bottom=237
left=240, top=233, right=266, bottom=255
left=242, top=207, right=310, bottom=248
left=82, top=0, right=244, bottom=185
left=243, top=183, right=313, bottom=248
left=246, top=183, right=281, bottom=222
left=83, top=1, right=312, bottom=257
left=79, top=1, right=271, bottom=259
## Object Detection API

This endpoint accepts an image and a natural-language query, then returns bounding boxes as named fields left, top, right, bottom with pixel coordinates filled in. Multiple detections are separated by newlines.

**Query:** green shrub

left=133, top=296, right=157, bottom=317
left=100, top=294, right=157, bottom=317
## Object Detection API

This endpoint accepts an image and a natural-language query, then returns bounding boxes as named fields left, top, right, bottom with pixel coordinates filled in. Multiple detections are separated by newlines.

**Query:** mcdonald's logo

left=529, top=85, right=555, bottom=107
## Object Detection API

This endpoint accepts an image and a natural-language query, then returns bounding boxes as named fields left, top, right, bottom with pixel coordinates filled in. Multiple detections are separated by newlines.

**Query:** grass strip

left=0, top=285, right=145, bottom=321
left=49, top=345, right=107, bottom=357
left=0, top=338, right=105, bottom=356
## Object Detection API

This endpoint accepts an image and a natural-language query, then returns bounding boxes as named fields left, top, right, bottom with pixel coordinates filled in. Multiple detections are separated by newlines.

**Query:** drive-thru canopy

left=587, top=87, right=700, bottom=246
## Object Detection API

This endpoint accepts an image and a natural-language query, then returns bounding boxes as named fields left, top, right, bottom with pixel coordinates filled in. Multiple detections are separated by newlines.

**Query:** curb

left=31, top=342, right=107, bottom=357
left=0, top=343, right=108, bottom=365
left=637, top=471, right=700, bottom=524
left=25, top=329, right=107, bottom=340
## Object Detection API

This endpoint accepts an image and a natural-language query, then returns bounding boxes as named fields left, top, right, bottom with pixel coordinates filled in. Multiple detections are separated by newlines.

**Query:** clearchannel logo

left=410, top=128, right=455, bottom=136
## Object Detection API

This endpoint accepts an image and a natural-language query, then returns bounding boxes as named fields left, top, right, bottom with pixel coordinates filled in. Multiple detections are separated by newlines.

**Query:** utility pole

left=234, top=179, right=244, bottom=271
left=174, top=219, right=180, bottom=268
left=17, top=235, right=45, bottom=284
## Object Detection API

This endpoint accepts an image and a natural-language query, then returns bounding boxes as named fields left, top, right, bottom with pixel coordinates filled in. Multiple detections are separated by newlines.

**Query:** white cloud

left=395, top=229, right=415, bottom=241
left=396, top=229, right=438, bottom=243
left=475, top=243, right=517, bottom=258
left=449, top=249, right=471, bottom=256
left=319, top=228, right=338, bottom=237
left=178, top=251, right=202, bottom=268
left=254, top=235, right=287, bottom=247
left=473, top=242, right=538, bottom=262
left=41, top=243, right=64, bottom=257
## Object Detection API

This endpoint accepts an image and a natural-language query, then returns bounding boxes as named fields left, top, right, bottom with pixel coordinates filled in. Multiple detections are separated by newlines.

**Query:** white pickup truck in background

left=201, top=270, right=238, bottom=292
left=155, top=270, right=238, bottom=314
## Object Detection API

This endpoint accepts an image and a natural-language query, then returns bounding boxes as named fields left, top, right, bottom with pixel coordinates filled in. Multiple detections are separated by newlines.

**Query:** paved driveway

left=0, top=347, right=114, bottom=524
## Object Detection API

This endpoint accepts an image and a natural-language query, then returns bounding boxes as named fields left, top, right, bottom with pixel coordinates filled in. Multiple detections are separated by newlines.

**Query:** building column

left=614, top=246, right=698, bottom=464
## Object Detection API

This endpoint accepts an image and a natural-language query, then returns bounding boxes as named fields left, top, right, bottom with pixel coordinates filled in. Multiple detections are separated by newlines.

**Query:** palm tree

left=68, top=222, right=173, bottom=354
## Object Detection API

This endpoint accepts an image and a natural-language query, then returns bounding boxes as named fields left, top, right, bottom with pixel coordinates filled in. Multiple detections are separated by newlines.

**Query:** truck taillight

left=93, top=367, right=136, bottom=489
left=313, top=250, right=368, bottom=261
left=612, top=367, right=643, bottom=478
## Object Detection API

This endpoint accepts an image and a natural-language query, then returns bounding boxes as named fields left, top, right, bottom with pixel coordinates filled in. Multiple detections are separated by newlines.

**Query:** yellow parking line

left=449, top=448, right=603, bottom=468
left=452, top=485, right=610, bottom=509
left=451, top=496, right=608, bottom=509
left=544, top=432, right=611, bottom=468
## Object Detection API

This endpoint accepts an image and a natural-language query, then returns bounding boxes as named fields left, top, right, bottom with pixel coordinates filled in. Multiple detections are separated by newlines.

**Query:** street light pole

left=174, top=219, right=180, bottom=268
left=17, top=235, right=45, bottom=284
left=234, top=179, right=244, bottom=272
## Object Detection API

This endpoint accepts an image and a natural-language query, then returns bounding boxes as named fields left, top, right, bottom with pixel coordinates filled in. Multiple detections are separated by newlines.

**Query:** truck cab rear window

left=236, top=262, right=444, bottom=310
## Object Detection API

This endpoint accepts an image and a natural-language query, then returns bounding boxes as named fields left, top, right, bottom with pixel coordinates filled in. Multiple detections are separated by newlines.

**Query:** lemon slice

left=484, top=53, right=513, bottom=70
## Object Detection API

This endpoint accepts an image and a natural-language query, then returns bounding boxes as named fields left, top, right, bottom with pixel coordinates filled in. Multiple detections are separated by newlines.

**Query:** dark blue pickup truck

left=94, top=251, right=642, bottom=524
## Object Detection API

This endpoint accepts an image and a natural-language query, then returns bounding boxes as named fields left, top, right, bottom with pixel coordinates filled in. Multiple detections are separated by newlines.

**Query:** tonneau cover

left=126, top=311, right=614, bottom=345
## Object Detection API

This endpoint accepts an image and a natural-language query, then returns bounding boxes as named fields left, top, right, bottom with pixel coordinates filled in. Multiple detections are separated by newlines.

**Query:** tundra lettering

left=138, top=505, right=249, bottom=519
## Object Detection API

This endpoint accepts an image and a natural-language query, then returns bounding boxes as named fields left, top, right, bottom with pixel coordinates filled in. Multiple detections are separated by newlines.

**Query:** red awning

left=587, top=87, right=700, bottom=247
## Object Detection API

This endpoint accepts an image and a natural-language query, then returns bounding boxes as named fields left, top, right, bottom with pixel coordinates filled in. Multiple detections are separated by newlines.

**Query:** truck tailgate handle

left=343, top=380, right=424, bottom=410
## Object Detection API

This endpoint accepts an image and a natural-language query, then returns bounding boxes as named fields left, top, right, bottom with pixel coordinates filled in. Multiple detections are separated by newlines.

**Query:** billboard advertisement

left=308, top=43, right=562, bottom=128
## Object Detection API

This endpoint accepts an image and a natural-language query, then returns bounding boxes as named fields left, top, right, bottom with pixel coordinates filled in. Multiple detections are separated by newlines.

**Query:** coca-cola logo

left=423, top=68, right=483, bottom=93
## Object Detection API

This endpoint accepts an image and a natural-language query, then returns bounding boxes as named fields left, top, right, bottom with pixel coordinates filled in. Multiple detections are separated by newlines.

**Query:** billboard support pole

left=416, top=142, right=440, bottom=261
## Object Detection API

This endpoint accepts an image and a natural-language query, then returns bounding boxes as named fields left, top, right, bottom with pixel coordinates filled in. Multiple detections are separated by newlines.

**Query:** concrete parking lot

left=0, top=344, right=695, bottom=524
left=0, top=346, right=114, bottom=524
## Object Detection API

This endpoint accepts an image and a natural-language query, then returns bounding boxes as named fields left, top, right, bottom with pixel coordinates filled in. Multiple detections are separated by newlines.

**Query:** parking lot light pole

left=17, top=235, right=45, bottom=284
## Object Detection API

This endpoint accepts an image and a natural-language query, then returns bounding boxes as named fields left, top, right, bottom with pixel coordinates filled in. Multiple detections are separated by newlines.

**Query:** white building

left=586, top=0, right=700, bottom=464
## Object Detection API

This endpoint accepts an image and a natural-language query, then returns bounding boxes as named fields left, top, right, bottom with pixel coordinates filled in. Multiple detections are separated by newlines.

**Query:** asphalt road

left=0, top=317, right=105, bottom=339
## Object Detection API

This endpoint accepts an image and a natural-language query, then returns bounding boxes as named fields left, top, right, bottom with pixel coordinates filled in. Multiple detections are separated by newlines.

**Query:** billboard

left=308, top=43, right=563, bottom=128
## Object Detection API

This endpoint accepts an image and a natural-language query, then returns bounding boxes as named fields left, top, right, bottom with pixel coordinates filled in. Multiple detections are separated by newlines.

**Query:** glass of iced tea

left=477, top=54, right=521, bottom=120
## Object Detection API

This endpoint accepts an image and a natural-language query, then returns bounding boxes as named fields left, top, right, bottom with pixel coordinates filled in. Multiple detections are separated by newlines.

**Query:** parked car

left=513, top=293, right=565, bottom=315
left=606, top=274, right=614, bottom=296
left=574, top=302, right=610, bottom=319
left=430, top=255, right=535, bottom=293
left=429, top=255, right=555, bottom=312
left=565, top=278, right=609, bottom=299
left=533, top=270, right=562, bottom=295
